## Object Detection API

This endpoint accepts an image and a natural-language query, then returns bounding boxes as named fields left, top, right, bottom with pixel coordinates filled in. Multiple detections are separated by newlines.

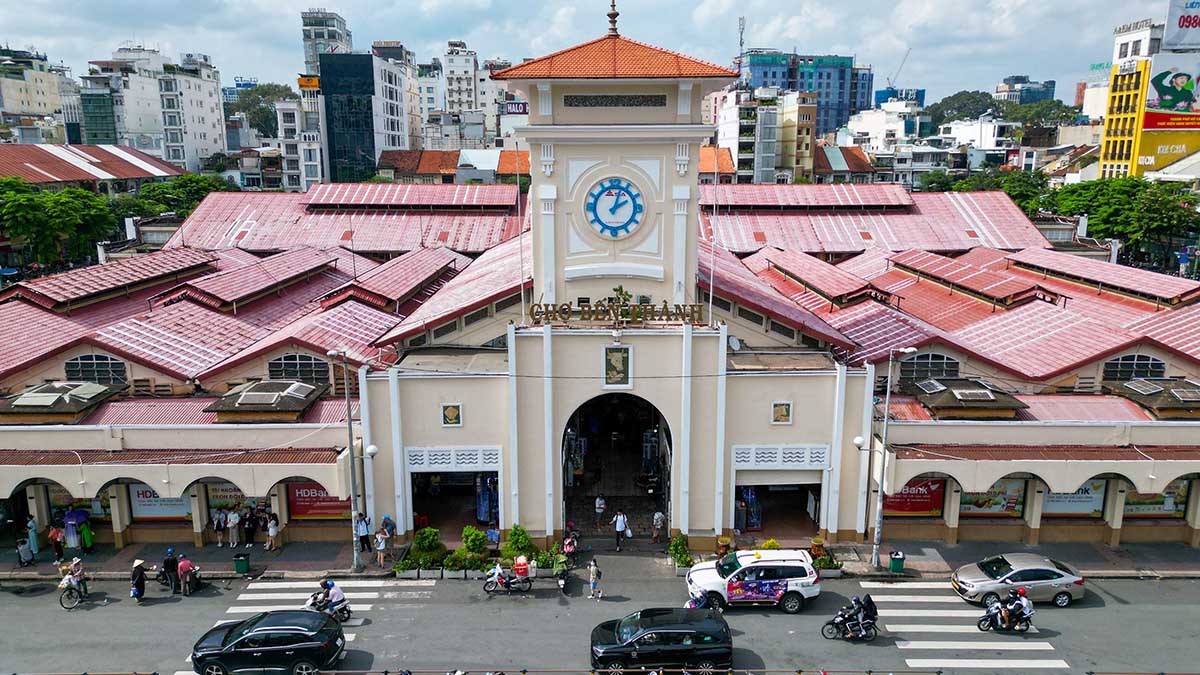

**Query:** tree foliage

left=1042, top=176, right=1200, bottom=246
left=926, top=90, right=1080, bottom=129
left=925, top=90, right=997, bottom=128
left=135, top=174, right=240, bottom=218
left=919, top=168, right=1048, bottom=215
left=0, top=181, right=116, bottom=265
left=224, top=83, right=300, bottom=138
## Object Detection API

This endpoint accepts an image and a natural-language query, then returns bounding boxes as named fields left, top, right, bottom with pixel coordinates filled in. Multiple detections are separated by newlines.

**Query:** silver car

left=950, top=553, right=1086, bottom=607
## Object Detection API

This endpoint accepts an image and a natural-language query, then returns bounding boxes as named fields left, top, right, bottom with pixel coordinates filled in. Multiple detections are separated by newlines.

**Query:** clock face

left=585, top=177, right=645, bottom=239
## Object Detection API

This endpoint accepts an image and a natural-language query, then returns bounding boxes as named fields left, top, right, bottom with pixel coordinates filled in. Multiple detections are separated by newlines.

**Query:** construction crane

left=886, top=47, right=911, bottom=88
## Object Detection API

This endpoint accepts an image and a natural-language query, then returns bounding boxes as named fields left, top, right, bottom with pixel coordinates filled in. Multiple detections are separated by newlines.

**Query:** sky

left=5, top=0, right=1170, bottom=104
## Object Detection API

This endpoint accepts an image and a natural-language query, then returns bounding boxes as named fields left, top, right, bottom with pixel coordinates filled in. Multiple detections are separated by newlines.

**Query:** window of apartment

left=281, top=111, right=296, bottom=124
left=900, top=353, right=960, bottom=380
left=1131, top=40, right=1142, bottom=56
left=283, top=127, right=296, bottom=139
left=287, top=175, right=301, bottom=187
left=285, top=143, right=298, bottom=155
left=305, top=165, right=319, bottom=178
left=65, top=354, right=127, bottom=385
left=303, top=148, right=318, bottom=162
left=268, top=353, right=330, bottom=385
left=1119, top=42, right=1129, bottom=59
left=1103, top=354, right=1166, bottom=381
left=286, top=159, right=300, bottom=171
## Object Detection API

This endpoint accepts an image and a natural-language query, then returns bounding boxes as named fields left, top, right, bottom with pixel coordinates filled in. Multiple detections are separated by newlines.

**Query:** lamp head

left=325, top=349, right=341, bottom=358
left=365, top=444, right=378, bottom=459
left=897, top=347, right=918, bottom=355
left=853, top=435, right=865, bottom=449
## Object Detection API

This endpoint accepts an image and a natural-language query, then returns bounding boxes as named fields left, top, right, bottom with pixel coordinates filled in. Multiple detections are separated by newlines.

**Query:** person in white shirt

left=226, top=508, right=241, bottom=548
left=594, top=494, right=607, bottom=532
left=610, top=509, right=628, bottom=552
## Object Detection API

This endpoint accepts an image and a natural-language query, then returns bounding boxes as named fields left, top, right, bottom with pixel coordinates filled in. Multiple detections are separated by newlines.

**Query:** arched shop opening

left=1, top=479, right=73, bottom=549
left=408, top=446, right=501, bottom=543
left=562, top=393, right=672, bottom=535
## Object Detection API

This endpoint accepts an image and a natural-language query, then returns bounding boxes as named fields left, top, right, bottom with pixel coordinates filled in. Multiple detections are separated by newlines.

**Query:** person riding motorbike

left=1000, top=587, right=1031, bottom=628
left=317, top=579, right=346, bottom=611
left=844, top=595, right=866, bottom=638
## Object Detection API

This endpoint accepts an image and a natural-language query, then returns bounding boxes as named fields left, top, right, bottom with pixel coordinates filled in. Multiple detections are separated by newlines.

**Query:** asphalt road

left=1, top=563, right=1198, bottom=675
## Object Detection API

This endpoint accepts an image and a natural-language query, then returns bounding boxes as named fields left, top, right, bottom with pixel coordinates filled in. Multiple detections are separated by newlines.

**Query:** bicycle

left=58, top=574, right=92, bottom=610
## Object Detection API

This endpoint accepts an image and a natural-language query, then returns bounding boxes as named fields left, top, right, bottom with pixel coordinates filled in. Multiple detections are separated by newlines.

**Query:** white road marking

left=236, top=591, right=381, bottom=601
left=344, top=633, right=356, bottom=642
left=381, top=591, right=433, bottom=599
left=886, top=623, right=1039, bottom=634
left=342, top=617, right=366, bottom=627
left=226, top=604, right=375, bottom=613
left=869, top=594, right=966, bottom=603
left=879, top=608, right=982, bottom=617
left=897, top=639, right=1055, bottom=651
left=176, top=671, right=195, bottom=675
left=860, top=581, right=951, bottom=589
left=184, top=655, right=191, bottom=663
left=905, top=659, right=1069, bottom=669
left=246, top=579, right=435, bottom=589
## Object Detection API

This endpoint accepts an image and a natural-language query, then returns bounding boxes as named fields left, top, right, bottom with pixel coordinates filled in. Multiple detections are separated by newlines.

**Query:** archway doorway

left=562, top=393, right=671, bottom=540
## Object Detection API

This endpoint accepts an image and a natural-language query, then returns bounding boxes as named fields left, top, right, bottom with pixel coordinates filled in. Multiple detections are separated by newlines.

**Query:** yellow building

left=1100, top=59, right=1200, bottom=178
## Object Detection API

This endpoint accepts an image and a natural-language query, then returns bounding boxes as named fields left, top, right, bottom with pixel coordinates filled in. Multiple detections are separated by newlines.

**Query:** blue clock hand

left=608, top=197, right=629, bottom=215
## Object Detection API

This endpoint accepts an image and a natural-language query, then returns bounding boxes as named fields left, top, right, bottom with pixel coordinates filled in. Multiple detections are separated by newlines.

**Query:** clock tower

left=492, top=3, right=736, bottom=308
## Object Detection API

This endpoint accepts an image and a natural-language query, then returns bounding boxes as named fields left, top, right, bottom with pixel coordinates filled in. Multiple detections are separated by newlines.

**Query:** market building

left=3, top=7, right=1200, bottom=553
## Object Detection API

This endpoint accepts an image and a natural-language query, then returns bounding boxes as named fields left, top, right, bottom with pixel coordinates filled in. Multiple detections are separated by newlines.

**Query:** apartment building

left=0, top=48, right=62, bottom=118
left=839, top=99, right=932, bottom=153
left=444, top=41, right=478, bottom=114
left=301, top=9, right=353, bottom=75
left=993, top=75, right=1057, bottom=104
left=275, top=99, right=322, bottom=191
left=717, top=87, right=783, bottom=184
left=417, top=59, right=447, bottom=122
left=746, top=51, right=874, bottom=135
left=319, top=53, right=419, bottom=182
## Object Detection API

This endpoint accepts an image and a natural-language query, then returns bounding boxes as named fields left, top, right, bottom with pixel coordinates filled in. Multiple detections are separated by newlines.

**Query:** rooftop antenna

left=737, top=16, right=746, bottom=83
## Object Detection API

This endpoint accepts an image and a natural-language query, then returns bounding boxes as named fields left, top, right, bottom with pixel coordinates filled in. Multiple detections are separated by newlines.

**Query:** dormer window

left=65, top=354, right=127, bottom=385
left=900, top=353, right=960, bottom=380
left=268, top=353, right=330, bottom=385
left=1103, top=354, right=1165, bottom=382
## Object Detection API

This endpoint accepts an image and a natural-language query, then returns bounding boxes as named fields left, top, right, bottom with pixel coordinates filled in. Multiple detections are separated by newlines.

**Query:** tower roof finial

left=607, top=0, right=620, bottom=37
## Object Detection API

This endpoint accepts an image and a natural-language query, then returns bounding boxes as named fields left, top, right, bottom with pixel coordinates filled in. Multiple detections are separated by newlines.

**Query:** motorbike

left=552, top=553, right=571, bottom=594
left=684, top=591, right=716, bottom=611
left=978, top=600, right=1034, bottom=633
left=562, top=532, right=579, bottom=568
left=180, top=565, right=205, bottom=594
left=821, top=607, right=878, bottom=641
left=483, top=566, right=532, bottom=594
left=305, top=591, right=352, bottom=622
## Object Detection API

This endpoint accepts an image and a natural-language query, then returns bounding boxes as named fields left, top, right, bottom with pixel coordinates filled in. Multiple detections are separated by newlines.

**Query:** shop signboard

left=961, top=478, right=1025, bottom=517
left=47, top=485, right=112, bottom=519
left=288, top=481, right=351, bottom=520
left=1165, top=0, right=1200, bottom=51
left=206, top=482, right=251, bottom=511
left=1143, top=54, right=1200, bottom=131
left=129, top=483, right=191, bottom=521
left=1044, top=479, right=1107, bottom=518
left=1124, top=478, right=1190, bottom=518
left=883, top=478, right=945, bottom=517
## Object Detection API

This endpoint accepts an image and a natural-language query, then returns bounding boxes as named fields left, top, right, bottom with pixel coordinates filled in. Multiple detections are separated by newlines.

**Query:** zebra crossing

left=858, top=580, right=1070, bottom=670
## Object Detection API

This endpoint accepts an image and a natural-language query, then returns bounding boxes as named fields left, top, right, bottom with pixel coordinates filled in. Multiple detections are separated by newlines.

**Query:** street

left=1, top=556, right=1199, bottom=675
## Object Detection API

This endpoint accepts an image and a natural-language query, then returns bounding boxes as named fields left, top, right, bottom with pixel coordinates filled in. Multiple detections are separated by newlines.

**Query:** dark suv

left=590, top=607, right=733, bottom=674
left=191, top=610, right=345, bottom=675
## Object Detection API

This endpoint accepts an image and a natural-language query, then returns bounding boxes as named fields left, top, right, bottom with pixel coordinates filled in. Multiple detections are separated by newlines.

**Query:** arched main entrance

left=562, top=393, right=672, bottom=537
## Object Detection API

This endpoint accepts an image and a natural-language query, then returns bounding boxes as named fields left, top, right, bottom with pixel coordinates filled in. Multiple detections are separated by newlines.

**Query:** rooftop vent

left=205, top=379, right=328, bottom=423
left=952, top=389, right=995, bottom=402
left=915, top=379, right=946, bottom=394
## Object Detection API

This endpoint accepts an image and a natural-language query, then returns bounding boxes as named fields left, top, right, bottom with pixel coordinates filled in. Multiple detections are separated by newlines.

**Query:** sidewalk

left=834, top=539, right=1200, bottom=579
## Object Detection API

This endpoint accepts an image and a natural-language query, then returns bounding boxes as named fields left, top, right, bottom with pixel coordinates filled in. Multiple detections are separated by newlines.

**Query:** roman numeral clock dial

left=585, top=178, right=645, bottom=239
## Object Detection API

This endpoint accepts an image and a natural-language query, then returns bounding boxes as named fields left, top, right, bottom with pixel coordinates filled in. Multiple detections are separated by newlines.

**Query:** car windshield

left=716, top=552, right=742, bottom=579
left=1050, top=559, right=1075, bottom=575
left=617, top=612, right=641, bottom=643
left=223, top=614, right=266, bottom=647
left=978, top=555, right=1013, bottom=580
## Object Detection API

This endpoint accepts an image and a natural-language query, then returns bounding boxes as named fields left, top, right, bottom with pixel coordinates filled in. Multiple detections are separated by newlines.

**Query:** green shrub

left=533, top=550, right=555, bottom=569
left=760, top=538, right=782, bottom=550
left=443, top=549, right=489, bottom=571
left=499, top=523, right=539, bottom=559
left=813, top=555, right=843, bottom=570
left=413, top=527, right=441, bottom=553
left=668, top=533, right=693, bottom=568
left=461, top=525, right=488, bottom=555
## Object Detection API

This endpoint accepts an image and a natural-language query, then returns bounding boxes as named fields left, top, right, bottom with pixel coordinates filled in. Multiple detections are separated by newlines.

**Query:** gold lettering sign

left=526, top=302, right=706, bottom=325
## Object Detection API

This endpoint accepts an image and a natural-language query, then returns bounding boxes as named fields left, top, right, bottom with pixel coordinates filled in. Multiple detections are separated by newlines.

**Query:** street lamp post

left=328, top=349, right=370, bottom=573
left=869, top=346, right=917, bottom=569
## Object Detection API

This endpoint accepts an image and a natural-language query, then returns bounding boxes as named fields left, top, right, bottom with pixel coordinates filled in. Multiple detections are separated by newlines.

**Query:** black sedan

left=590, top=607, right=733, bottom=674
left=191, top=610, right=344, bottom=675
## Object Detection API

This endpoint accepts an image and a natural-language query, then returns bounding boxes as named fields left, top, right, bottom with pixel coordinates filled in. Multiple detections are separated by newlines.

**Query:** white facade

left=1081, top=82, right=1110, bottom=121
left=81, top=62, right=164, bottom=155
left=842, top=99, right=929, bottom=153
left=938, top=114, right=1021, bottom=151
left=0, top=50, right=62, bottom=117
left=373, top=56, right=422, bottom=151
left=443, top=41, right=478, bottom=114
left=54, top=67, right=81, bottom=126
left=716, top=87, right=782, bottom=184
left=275, top=99, right=323, bottom=191
left=417, top=60, right=447, bottom=123
left=877, top=143, right=950, bottom=187
left=302, top=9, right=352, bottom=75
left=476, top=59, right=511, bottom=142
left=1112, top=18, right=1163, bottom=64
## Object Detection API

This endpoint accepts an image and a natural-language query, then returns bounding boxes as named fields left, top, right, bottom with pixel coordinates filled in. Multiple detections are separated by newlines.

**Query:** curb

left=840, top=566, right=1200, bottom=581
left=0, top=568, right=397, bottom=582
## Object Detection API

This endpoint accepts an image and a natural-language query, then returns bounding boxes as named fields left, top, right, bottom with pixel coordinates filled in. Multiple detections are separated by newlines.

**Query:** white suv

left=686, top=549, right=821, bottom=614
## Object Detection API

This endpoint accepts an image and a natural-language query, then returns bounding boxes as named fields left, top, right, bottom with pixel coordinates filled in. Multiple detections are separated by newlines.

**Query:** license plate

left=336, top=638, right=344, bottom=647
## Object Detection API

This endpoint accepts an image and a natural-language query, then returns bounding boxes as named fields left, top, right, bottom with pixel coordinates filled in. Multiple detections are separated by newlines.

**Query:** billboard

left=1144, top=54, right=1200, bottom=130
left=961, top=478, right=1026, bottom=518
left=288, top=481, right=351, bottom=520
left=1124, top=478, right=1190, bottom=518
left=129, top=483, right=191, bottom=521
left=883, top=478, right=945, bottom=517
left=48, top=485, right=112, bottom=519
left=1043, top=479, right=1107, bottom=518
left=1165, top=0, right=1200, bottom=51
left=1135, top=129, right=1200, bottom=171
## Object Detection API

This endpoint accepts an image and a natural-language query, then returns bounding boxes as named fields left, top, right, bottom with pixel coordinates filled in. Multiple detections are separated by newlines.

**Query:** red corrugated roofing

left=302, top=398, right=359, bottom=424
left=700, top=183, right=912, bottom=208
left=496, top=150, right=530, bottom=175
left=742, top=247, right=869, bottom=301
left=1008, top=247, right=1200, bottom=304
left=83, top=398, right=220, bottom=425
left=697, top=239, right=854, bottom=349
left=0, top=144, right=184, bottom=184
left=835, top=247, right=894, bottom=280
left=868, top=268, right=1005, bottom=331
left=885, top=395, right=934, bottom=421
left=305, top=183, right=517, bottom=208
left=163, top=247, right=337, bottom=308
left=376, top=235, right=533, bottom=345
left=1012, top=395, right=1154, bottom=422
left=322, top=247, right=471, bottom=310
left=491, top=34, right=737, bottom=79
left=209, top=248, right=263, bottom=271
left=1124, top=303, right=1200, bottom=361
left=888, top=249, right=1044, bottom=303
left=896, top=444, right=1200, bottom=462
left=818, top=299, right=948, bottom=364
left=0, top=248, right=216, bottom=308
left=954, top=246, right=1011, bottom=271
left=0, top=448, right=339, bottom=465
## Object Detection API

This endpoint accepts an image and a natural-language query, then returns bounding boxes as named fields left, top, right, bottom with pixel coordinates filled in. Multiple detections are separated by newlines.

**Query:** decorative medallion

left=585, top=177, right=645, bottom=239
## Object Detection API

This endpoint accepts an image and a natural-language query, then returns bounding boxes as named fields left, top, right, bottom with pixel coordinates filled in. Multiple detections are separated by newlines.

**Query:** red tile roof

left=0, top=448, right=340, bottom=466
left=700, top=183, right=912, bottom=208
left=321, top=247, right=471, bottom=311
left=0, top=144, right=184, bottom=184
left=306, top=183, right=517, bottom=208
left=416, top=150, right=461, bottom=175
left=0, top=248, right=216, bottom=309
left=377, top=150, right=423, bottom=174
left=1007, top=247, right=1200, bottom=305
left=496, top=150, right=531, bottom=175
left=699, top=146, right=735, bottom=176
left=888, top=249, right=1045, bottom=304
left=490, top=34, right=736, bottom=80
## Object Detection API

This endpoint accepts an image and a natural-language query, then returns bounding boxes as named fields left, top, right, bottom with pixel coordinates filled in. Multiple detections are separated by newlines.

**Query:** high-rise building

left=301, top=9, right=353, bottom=76
left=417, top=59, right=447, bottom=122
left=717, top=87, right=783, bottom=184
left=51, top=65, right=82, bottom=144
left=0, top=48, right=63, bottom=118
left=779, top=91, right=818, bottom=182
left=221, top=76, right=259, bottom=104
left=444, top=40, right=478, bottom=114
left=274, top=98, right=321, bottom=191
left=318, top=52, right=419, bottom=182
left=476, top=58, right=511, bottom=141
left=993, top=75, right=1057, bottom=104
left=839, top=98, right=931, bottom=153
left=874, top=86, right=925, bottom=108
left=745, top=51, right=874, bottom=135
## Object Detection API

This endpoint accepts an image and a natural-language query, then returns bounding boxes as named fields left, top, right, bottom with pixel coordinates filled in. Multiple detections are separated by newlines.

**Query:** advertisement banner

left=129, top=483, right=191, bottom=521
left=884, top=478, right=946, bottom=517
left=47, top=485, right=112, bottom=519
left=288, top=482, right=351, bottom=520
left=1125, top=478, right=1190, bottom=518
left=961, top=478, right=1026, bottom=517
left=1166, top=0, right=1200, bottom=51
left=1044, top=479, right=1107, bottom=518
left=1143, top=54, right=1200, bottom=131
left=206, top=482, right=252, bottom=511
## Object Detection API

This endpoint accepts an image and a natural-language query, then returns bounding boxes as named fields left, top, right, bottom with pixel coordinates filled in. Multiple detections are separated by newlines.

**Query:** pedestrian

left=48, top=522, right=65, bottom=564
left=381, top=514, right=397, bottom=557
left=162, top=546, right=180, bottom=595
left=24, top=514, right=38, bottom=558
left=79, top=517, right=94, bottom=555
left=130, top=559, right=147, bottom=604
left=355, top=513, right=372, bottom=553
left=594, top=494, right=607, bottom=532
left=587, top=559, right=603, bottom=600
left=177, top=553, right=196, bottom=596
left=242, top=508, right=257, bottom=548
left=226, top=507, right=241, bottom=548
left=611, top=508, right=628, bottom=552
left=213, top=507, right=227, bottom=547
left=265, top=513, right=279, bottom=551
left=374, top=526, right=389, bottom=567
left=651, top=509, right=666, bottom=544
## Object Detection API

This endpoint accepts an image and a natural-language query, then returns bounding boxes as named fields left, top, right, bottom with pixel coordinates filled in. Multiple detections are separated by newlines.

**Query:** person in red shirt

left=177, top=553, right=197, bottom=596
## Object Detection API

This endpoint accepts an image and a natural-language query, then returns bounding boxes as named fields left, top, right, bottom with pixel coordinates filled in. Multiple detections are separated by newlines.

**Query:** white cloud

left=419, top=0, right=492, bottom=15
left=531, top=5, right=579, bottom=52
left=692, top=0, right=736, bottom=28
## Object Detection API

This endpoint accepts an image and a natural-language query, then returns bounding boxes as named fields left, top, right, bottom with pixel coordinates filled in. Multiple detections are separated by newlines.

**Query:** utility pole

left=737, top=16, right=746, bottom=84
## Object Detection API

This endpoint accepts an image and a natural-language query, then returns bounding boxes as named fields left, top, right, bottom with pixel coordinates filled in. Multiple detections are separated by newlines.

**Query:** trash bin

left=233, top=553, right=250, bottom=575
left=889, top=550, right=905, bottom=573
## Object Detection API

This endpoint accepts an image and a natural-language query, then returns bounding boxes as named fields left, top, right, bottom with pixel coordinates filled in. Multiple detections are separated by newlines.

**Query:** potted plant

left=668, top=533, right=694, bottom=576
left=760, top=538, right=782, bottom=550
left=533, top=549, right=556, bottom=578
left=461, top=525, right=491, bottom=579
left=411, top=527, right=448, bottom=579
left=813, top=554, right=844, bottom=578
left=392, top=549, right=418, bottom=579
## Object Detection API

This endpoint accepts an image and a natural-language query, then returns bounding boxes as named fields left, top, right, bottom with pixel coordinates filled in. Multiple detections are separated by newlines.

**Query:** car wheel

left=706, top=591, right=726, bottom=611
left=201, top=663, right=228, bottom=675
left=694, top=660, right=718, bottom=674
left=1053, top=591, right=1072, bottom=607
left=291, top=660, right=319, bottom=675
left=606, top=660, right=626, bottom=674
left=779, top=592, right=804, bottom=614
left=981, top=592, right=1000, bottom=607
